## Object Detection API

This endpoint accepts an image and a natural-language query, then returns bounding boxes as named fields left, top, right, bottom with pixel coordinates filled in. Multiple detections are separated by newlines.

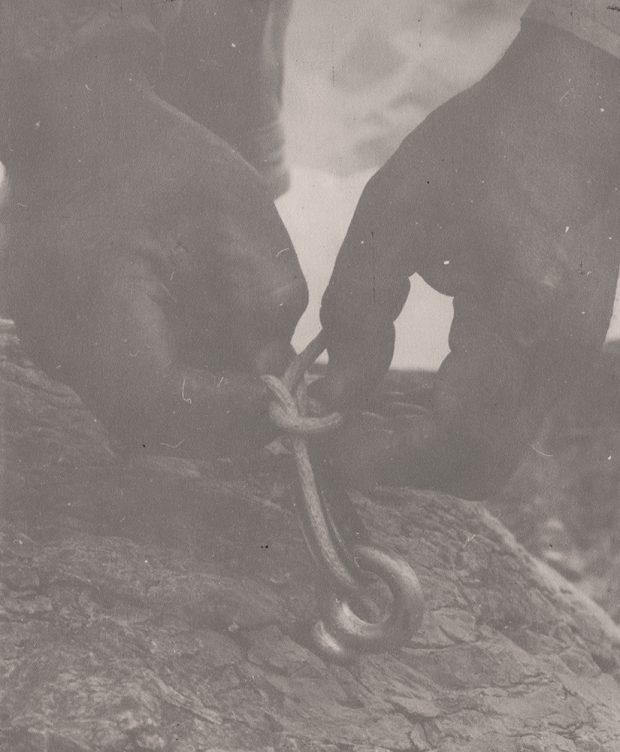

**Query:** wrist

left=475, top=20, right=620, bottom=191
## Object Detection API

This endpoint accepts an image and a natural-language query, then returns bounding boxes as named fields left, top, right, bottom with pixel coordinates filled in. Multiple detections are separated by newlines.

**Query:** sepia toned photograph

left=0, top=1, right=619, bottom=749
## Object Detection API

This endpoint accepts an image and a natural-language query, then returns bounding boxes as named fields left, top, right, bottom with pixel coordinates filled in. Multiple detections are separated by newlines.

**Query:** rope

left=262, top=332, right=425, bottom=662
left=265, top=334, right=363, bottom=593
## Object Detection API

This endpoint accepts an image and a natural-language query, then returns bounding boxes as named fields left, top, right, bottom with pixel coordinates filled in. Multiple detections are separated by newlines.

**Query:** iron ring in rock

left=312, top=544, right=424, bottom=662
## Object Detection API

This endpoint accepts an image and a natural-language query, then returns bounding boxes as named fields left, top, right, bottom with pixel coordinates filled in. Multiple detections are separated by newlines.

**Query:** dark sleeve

left=524, top=0, right=620, bottom=58
left=156, top=0, right=293, bottom=196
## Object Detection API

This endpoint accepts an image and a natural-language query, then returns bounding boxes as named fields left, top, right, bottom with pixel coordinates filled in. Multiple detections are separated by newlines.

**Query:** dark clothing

left=526, top=0, right=620, bottom=57
left=0, top=0, right=292, bottom=195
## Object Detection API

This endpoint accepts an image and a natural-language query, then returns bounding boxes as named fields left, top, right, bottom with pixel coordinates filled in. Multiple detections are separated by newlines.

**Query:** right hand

left=5, top=52, right=308, bottom=458
left=318, top=21, right=620, bottom=497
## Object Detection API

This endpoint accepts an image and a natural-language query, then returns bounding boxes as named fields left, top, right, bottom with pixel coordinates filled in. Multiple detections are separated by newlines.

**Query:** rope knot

left=262, top=374, right=343, bottom=437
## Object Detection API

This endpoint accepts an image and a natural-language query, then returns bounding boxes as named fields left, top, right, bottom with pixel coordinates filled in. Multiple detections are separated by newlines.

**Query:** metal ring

left=315, top=544, right=424, bottom=656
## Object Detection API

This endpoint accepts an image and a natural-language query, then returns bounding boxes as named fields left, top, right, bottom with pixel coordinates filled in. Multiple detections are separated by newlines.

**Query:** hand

left=5, top=53, right=308, bottom=458
left=319, top=21, right=620, bottom=497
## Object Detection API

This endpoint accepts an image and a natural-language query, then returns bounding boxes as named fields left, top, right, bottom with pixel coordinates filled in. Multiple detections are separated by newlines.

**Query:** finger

left=317, top=324, right=398, bottom=412
left=319, top=112, right=471, bottom=409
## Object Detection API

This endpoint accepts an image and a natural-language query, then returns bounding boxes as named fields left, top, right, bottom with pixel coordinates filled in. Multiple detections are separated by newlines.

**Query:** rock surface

left=2, top=320, right=620, bottom=752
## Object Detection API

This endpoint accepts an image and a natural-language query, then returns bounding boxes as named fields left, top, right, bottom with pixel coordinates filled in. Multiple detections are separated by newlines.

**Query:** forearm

left=488, top=15, right=620, bottom=188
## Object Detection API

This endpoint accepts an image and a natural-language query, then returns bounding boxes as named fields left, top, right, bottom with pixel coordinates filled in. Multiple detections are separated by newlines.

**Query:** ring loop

left=317, top=544, right=424, bottom=654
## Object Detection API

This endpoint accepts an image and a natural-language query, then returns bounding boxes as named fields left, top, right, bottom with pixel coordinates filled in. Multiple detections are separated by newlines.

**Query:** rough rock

left=1, top=321, right=620, bottom=752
